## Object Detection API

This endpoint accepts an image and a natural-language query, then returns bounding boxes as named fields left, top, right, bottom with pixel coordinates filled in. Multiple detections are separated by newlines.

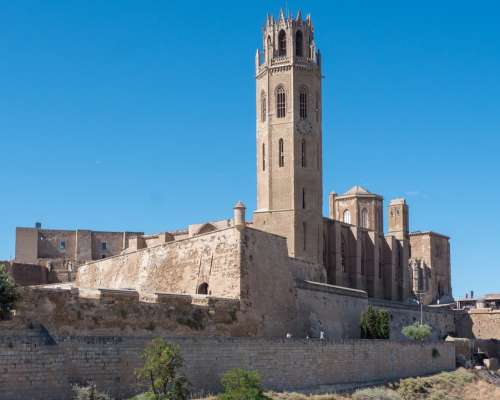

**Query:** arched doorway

left=197, top=282, right=208, bottom=295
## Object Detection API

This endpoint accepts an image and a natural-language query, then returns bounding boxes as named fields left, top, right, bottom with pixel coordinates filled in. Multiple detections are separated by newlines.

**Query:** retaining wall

left=0, top=332, right=455, bottom=400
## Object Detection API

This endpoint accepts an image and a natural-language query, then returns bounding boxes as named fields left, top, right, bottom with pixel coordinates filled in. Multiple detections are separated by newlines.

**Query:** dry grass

left=193, top=369, right=500, bottom=400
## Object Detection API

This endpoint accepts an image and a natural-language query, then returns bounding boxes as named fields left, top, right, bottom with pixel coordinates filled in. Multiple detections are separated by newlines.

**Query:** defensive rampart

left=0, top=331, right=455, bottom=400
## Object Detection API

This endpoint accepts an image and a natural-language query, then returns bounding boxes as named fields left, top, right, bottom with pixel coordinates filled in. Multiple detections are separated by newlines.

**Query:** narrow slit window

left=302, top=188, right=306, bottom=209
left=301, top=140, right=307, bottom=167
left=278, top=139, right=284, bottom=167
left=262, top=143, right=266, bottom=171
left=303, top=222, right=307, bottom=250
left=261, top=93, right=266, bottom=122
left=341, top=236, right=346, bottom=273
left=299, top=88, right=307, bottom=119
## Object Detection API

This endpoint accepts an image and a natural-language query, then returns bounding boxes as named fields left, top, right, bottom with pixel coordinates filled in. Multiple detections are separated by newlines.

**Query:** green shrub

left=136, top=338, right=189, bottom=400
left=73, top=383, right=113, bottom=400
left=360, top=306, right=390, bottom=339
left=401, top=323, right=432, bottom=341
left=218, top=368, right=268, bottom=400
left=352, top=387, right=401, bottom=400
left=0, top=263, right=20, bottom=320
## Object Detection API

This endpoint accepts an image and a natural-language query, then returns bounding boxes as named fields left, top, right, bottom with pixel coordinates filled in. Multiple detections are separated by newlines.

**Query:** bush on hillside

left=401, top=323, right=432, bottom=342
left=218, top=368, right=269, bottom=400
left=360, top=306, right=390, bottom=339
left=0, top=263, right=20, bottom=320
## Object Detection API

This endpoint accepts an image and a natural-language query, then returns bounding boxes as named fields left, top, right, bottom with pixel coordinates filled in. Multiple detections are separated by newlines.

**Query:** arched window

left=301, top=139, right=307, bottom=167
left=341, top=235, right=346, bottom=273
left=276, top=86, right=286, bottom=118
left=295, top=30, right=303, bottom=57
left=302, top=188, right=306, bottom=209
left=197, top=282, right=208, bottom=295
left=299, top=87, right=307, bottom=119
left=278, top=30, right=287, bottom=57
left=361, top=208, right=369, bottom=229
left=278, top=138, right=284, bottom=167
left=343, top=210, right=351, bottom=224
left=262, top=143, right=266, bottom=171
left=261, top=92, right=266, bottom=122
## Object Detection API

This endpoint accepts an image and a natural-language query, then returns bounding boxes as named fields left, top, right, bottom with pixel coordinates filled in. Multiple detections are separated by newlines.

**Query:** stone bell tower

left=253, top=10, right=323, bottom=264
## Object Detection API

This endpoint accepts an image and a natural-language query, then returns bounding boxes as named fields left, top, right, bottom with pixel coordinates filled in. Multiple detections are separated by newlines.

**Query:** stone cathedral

left=10, top=11, right=453, bottom=339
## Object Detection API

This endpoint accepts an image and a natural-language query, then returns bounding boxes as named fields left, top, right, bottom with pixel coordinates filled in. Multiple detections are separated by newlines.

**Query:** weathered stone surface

left=0, top=332, right=455, bottom=400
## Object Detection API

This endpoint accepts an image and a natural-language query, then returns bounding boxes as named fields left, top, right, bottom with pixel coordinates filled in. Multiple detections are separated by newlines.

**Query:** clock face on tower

left=296, top=119, right=313, bottom=135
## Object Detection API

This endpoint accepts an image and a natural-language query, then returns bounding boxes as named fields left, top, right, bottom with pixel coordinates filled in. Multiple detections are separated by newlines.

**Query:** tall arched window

left=361, top=208, right=369, bottom=229
left=341, top=235, right=346, bottom=273
left=301, top=139, right=307, bottom=167
left=278, top=30, right=287, bottom=56
left=276, top=86, right=286, bottom=118
left=295, top=30, right=303, bottom=57
left=278, top=138, right=284, bottom=167
left=343, top=210, right=351, bottom=224
left=261, top=92, right=266, bottom=122
left=262, top=143, right=266, bottom=171
left=299, top=88, right=307, bottom=119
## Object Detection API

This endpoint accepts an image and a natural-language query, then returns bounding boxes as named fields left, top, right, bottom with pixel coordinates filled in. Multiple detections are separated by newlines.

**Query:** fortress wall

left=13, top=286, right=246, bottom=337
left=77, top=227, right=241, bottom=299
left=296, top=281, right=368, bottom=339
left=369, top=299, right=455, bottom=341
left=455, top=309, right=500, bottom=340
left=239, top=227, right=301, bottom=336
left=0, top=332, right=455, bottom=400
left=6, top=261, right=49, bottom=286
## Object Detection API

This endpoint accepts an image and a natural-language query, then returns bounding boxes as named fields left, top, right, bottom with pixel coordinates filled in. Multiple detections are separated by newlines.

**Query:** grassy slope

left=265, top=369, right=500, bottom=400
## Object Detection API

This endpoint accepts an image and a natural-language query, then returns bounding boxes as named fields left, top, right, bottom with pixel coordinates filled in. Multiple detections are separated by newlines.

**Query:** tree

left=136, top=338, right=189, bottom=400
left=218, top=369, right=268, bottom=400
left=360, top=306, right=390, bottom=339
left=402, top=323, right=432, bottom=341
left=0, top=263, right=20, bottom=320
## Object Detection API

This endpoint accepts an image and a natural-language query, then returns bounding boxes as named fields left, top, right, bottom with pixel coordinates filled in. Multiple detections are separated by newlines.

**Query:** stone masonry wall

left=0, top=331, right=455, bottom=400
left=77, top=227, right=241, bottom=299
left=455, top=309, right=500, bottom=340
left=369, top=299, right=455, bottom=341
left=12, top=286, right=246, bottom=337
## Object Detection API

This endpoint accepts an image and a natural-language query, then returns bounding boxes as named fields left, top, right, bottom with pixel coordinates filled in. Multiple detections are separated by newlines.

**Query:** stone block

left=484, top=358, right=499, bottom=370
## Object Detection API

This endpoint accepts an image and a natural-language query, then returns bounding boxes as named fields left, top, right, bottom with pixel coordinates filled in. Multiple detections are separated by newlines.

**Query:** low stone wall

left=0, top=332, right=455, bottom=400
left=369, top=298, right=455, bottom=341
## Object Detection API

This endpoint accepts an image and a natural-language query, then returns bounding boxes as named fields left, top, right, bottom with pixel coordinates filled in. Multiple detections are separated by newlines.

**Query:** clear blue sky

left=1, top=1, right=499, bottom=297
